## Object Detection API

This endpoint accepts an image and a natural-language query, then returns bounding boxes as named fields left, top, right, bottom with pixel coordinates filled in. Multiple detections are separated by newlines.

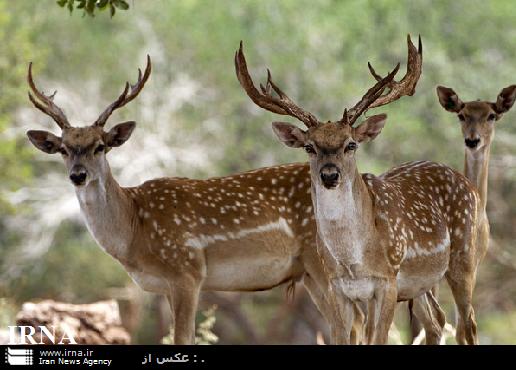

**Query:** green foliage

left=195, top=305, right=219, bottom=345
left=160, top=306, right=219, bottom=345
left=56, top=0, right=129, bottom=17
left=479, top=311, right=516, bottom=344
left=0, top=0, right=45, bottom=244
left=6, top=222, right=129, bottom=303
left=0, top=298, right=17, bottom=328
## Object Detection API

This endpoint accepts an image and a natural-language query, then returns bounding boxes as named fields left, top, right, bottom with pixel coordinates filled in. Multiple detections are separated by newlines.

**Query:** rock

left=15, top=299, right=130, bottom=344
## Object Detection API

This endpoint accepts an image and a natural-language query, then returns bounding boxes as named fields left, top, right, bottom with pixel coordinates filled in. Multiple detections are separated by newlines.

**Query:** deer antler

left=354, top=35, right=422, bottom=121
left=343, top=35, right=422, bottom=126
left=94, top=55, right=152, bottom=127
left=235, top=41, right=319, bottom=128
left=237, top=37, right=422, bottom=128
left=342, top=64, right=400, bottom=126
left=27, top=62, right=71, bottom=129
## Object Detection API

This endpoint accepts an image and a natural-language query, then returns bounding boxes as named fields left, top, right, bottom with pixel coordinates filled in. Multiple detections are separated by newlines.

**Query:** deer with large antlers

left=26, top=56, right=368, bottom=344
left=236, top=35, right=486, bottom=344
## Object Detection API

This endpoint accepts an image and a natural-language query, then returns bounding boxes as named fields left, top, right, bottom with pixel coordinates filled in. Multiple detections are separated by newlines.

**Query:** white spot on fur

left=405, top=231, right=450, bottom=259
left=184, top=218, right=294, bottom=249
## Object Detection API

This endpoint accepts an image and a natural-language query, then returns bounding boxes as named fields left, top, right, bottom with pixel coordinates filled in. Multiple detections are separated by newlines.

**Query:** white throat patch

left=314, top=181, right=364, bottom=268
left=315, top=181, right=354, bottom=221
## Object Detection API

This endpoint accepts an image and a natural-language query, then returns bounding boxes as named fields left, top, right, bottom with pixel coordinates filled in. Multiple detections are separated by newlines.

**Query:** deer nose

left=320, top=165, right=340, bottom=189
left=465, top=138, right=480, bottom=148
left=69, top=166, right=87, bottom=186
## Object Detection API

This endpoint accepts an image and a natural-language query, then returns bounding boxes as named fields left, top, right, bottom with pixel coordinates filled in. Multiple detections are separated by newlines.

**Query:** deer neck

left=311, top=167, right=374, bottom=277
left=75, top=164, right=136, bottom=261
left=464, top=143, right=490, bottom=212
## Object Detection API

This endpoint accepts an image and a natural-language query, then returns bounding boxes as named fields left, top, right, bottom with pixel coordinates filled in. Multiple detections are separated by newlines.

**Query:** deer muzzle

left=69, top=165, right=88, bottom=186
left=320, top=164, right=341, bottom=189
left=465, top=138, right=480, bottom=149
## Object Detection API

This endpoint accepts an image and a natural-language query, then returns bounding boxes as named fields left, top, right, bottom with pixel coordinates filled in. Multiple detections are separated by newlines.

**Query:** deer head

left=437, top=85, right=516, bottom=151
left=235, top=36, right=422, bottom=189
left=270, top=116, right=389, bottom=189
left=26, top=56, right=151, bottom=187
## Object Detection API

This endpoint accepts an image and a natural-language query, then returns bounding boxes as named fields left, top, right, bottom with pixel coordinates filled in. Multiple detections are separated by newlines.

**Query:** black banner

left=0, top=345, right=509, bottom=369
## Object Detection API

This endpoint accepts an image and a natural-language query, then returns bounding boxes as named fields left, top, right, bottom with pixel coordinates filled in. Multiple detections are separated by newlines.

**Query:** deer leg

left=409, top=284, right=438, bottom=342
left=165, top=295, right=176, bottom=342
left=351, top=303, right=365, bottom=344
left=306, top=277, right=364, bottom=345
left=302, top=239, right=367, bottom=345
left=446, top=272, right=478, bottom=345
left=365, top=298, right=376, bottom=344
left=371, top=279, right=397, bottom=344
left=336, top=298, right=355, bottom=345
left=411, top=291, right=446, bottom=345
left=303, top=273, right=340, bottom=344
left=329, top=278, right=356, bottom=345
left=408, top=299, right=423, bottom=343
left=426, top=289, right=446, bottom=342
left=166, top=277, right=201, bottom=345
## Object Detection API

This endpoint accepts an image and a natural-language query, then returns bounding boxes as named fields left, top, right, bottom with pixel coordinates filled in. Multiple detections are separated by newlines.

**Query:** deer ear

left=27, top=130, right=62, bottom=154
left=105, top=121, right=136, bottom=147
left=353, top=114, right=387, bottom=143
left=436, top=86, right=464, bottom=113
left=271, top=122, right=307, bottom=148
left=492, top=85, right=516, bottom=115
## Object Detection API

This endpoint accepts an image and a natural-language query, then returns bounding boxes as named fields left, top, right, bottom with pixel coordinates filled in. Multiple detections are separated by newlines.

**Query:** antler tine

left=234, top=42, right=285, bottom=116
left=94, top=54, right=152, bottom=127
left=27, top=62, right=71, bottom=129
left=365, top=34, right=423, bottom=110
left=235, top=41, right=319, bottom=128
left=341, top=35, right=423, bottom=126
left=341, top=108, right=349, bottom=125
left=344, top=63, right=400, bottom=126
left=367, top=62, right=384, bottom=83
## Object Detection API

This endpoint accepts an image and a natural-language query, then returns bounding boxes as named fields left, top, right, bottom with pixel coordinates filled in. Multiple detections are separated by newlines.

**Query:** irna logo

left=7, top=325, right=77, bottom=345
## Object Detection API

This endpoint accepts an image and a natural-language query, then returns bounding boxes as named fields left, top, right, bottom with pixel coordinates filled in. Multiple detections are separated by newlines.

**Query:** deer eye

left=458, top=114, right=465, bottom=122
left=303, top=144, right=316, bottom=154
left=487, top=113, right=496, bottom=121
left=59, top=147, right=68, bottom=156
left=345, top=142, right=357, bottom=152
left=94, top=144, right=105, bottom=154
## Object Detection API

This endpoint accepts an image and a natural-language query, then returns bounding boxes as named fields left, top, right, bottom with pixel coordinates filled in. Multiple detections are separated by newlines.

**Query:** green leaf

left=67, top=0, right=74, bottom=13
left=109, top=3, right=116, bottom=17
left=56, top=0, right=68, bottom=7
left=116, top=0, right=129, bottom=10
left=97, top=0, right=109, bottom=9
left=85, top=0, right=96, bottom=14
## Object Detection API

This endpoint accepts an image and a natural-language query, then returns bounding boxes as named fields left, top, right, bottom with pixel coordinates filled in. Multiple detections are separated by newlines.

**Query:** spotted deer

left=436, top=85, right=516, bottom=212
left=25, top=56, right=368, bottom=344
left=236, top=36, right=486, bottom=344
left=433, top=85, right=516, bottom=339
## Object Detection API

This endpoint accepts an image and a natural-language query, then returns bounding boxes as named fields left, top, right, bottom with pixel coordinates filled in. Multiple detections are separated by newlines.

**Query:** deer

left=433, top=84, right=516, bottom=337
left=25, top=56, right=369, bottom=344
left=235, top=36, right=486, bottom=344
left=436, top=85, right=516, bottom=212
left=411, top=84, right=516, bottom=344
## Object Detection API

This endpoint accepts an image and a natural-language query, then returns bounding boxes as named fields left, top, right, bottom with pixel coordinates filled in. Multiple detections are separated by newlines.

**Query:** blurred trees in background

left=0, top=0, right=515, bottom=343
